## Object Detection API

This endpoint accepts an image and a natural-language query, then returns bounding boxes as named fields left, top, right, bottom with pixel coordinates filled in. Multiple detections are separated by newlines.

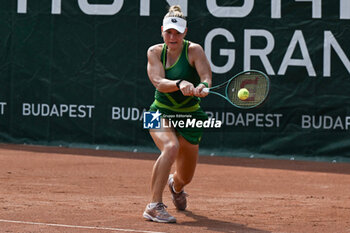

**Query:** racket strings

left=227, top=72, right=269, bottom=108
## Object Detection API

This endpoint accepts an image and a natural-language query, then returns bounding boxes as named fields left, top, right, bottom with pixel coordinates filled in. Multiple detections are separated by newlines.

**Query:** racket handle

left=203, top=88, right=209, bottom=93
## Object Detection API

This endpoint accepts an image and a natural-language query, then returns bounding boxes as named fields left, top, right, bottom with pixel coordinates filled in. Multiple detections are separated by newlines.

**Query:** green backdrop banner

left=1, top=1, right=350, bottom=161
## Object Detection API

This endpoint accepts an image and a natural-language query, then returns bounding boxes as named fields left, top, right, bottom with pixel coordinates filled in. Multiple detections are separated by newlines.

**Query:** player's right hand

left=179, top=80, right=194, bottom=96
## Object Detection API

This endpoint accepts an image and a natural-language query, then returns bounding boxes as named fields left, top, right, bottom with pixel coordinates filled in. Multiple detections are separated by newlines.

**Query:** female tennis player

left=143, top=5, right=212, bottom=223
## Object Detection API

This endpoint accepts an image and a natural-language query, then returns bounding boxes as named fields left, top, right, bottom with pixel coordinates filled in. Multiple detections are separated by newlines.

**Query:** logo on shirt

left=143, top=110, right=161, bottom=129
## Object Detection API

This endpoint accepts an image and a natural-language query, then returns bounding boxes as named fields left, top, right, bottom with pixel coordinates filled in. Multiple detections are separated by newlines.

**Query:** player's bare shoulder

left=147, top=44, right=163, bottom=60
left=187, top=41, right=206, bottom=65
left=188, top=41, right=204, bottom=54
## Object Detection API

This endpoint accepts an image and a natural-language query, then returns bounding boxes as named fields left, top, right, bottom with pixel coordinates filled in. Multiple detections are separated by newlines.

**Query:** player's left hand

left=193, top=83, right=209, bottom=98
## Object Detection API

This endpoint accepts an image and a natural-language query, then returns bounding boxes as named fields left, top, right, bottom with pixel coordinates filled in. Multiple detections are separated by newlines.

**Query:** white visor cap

left=162, top=17, right=187, bottom=33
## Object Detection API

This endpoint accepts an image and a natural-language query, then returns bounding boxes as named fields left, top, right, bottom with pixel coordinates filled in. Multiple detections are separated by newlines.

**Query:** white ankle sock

left=149, top=202, right=159, bottom=208
left=172, top=183, right=183, bottom=194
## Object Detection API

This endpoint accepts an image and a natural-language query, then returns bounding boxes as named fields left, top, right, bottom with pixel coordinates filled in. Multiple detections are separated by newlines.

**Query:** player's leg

left=143, top=118, right=178, bottom=223
left=173, top=135, right=199, bottom=191
left=149, top=120, right=179, bottom=203
left=167, top=135, right=199, bottom=210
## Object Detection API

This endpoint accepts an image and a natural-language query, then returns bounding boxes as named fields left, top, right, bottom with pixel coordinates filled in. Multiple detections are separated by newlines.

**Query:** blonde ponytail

left=164, top=5, right=186, bottom=20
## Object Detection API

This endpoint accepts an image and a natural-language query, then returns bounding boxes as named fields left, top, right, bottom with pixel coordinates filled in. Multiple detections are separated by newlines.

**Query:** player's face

left=161, top=28, right=187, bottom=50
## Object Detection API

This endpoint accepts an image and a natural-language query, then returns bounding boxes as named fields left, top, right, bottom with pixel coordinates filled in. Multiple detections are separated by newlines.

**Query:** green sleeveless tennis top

left=149, top=40, right=208, bottom=144
left=153, top=40, right=201, bottom=112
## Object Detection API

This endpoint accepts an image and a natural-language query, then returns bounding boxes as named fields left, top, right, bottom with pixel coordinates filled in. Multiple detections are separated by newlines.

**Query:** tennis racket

left=203, top=70, right=270, bottom=109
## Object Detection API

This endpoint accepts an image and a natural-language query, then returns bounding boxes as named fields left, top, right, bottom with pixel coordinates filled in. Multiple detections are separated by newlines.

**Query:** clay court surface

left=0, top=144, right=349, bottom=233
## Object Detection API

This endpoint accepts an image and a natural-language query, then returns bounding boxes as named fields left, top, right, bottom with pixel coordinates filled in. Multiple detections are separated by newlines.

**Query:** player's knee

left=163, top=142, right=179, bottom=163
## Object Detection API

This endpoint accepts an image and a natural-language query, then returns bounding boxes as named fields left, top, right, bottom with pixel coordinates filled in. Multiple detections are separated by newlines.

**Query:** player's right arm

left=147, top=44, right=179, bottom=93
left=147, top=44, right=193, bottom=95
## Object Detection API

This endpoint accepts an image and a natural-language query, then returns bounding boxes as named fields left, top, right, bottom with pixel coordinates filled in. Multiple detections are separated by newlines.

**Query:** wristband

left=199, top=82, right=209, bottom=88
left=176, top=79, right=183, bottom=89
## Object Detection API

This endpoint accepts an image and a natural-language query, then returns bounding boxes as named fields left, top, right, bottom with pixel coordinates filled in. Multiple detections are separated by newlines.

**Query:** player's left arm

left=188, top=43, right=212, bottom=98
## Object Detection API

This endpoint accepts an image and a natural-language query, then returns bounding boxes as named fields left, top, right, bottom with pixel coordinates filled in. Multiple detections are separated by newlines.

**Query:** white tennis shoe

left=143, top=203, right=176, bottom=223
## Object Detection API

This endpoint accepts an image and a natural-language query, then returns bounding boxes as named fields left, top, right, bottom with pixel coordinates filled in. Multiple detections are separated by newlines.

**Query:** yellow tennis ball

left=238, top=88, right=249, bottom=100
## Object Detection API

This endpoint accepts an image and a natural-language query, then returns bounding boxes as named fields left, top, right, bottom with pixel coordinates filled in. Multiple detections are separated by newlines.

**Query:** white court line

left=0, top=219, right=167, bottom=233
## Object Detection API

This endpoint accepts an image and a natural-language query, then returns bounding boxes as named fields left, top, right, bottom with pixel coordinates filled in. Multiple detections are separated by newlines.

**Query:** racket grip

left=203, top=88, right=209, bottom=93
